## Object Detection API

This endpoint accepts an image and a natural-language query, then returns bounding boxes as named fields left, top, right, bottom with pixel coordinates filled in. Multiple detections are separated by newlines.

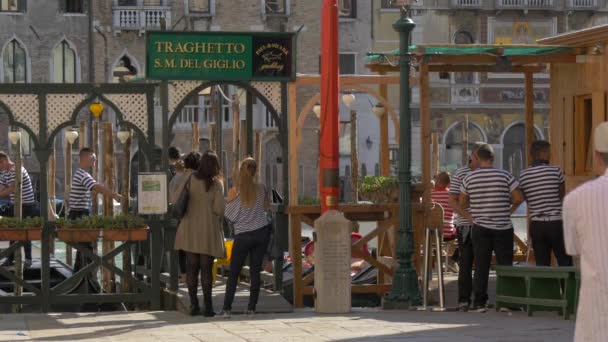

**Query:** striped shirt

left=563, top=169, right=608, bottom=342
left=225, top=185, right=270, bottom=235
left=0, top=166, right=35, bottom=204
left=519, top=161, right=564, bottom=221
left=69, top=168, right=97, bottom=211
left=449, top=166, right=473, bottom=227
left=430, top=188, right=455, bottom=237
left=461, top=167, right=518, bottom=230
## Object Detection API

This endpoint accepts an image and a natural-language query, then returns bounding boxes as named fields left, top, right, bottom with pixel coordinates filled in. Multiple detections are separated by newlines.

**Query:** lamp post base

left=383, top=267, right=422, bottom=309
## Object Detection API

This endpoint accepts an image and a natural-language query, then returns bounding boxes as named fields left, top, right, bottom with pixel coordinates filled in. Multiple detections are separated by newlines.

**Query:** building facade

left=371, top=0, right=608, bottom=178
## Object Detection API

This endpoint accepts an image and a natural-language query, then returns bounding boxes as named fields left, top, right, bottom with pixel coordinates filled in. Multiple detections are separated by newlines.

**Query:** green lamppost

left=384, top=5, right=422, bottom=309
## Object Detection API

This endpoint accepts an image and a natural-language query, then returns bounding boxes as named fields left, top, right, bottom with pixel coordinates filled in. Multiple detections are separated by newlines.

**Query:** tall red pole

left=320, top=0, right=339, bottom=214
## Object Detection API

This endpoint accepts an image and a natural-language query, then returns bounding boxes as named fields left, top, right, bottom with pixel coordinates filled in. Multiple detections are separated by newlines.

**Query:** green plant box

left=103, top=227, right=149, bottom=241
left=0, top=227, right=42, bottom=241
left=56, top=228, right=101, bottom=242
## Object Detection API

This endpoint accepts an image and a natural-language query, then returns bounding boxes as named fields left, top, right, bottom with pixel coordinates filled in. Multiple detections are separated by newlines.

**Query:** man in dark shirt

left=459, top=144, right=524, bottom=312
left=519, top=140, right=571, bottom=266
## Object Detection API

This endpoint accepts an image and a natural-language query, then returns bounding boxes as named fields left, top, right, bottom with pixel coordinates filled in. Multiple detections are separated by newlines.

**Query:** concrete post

left=313, top=210, right=353, bottom=313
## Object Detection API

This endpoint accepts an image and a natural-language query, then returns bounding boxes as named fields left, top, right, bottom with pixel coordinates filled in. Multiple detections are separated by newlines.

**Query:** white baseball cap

left=595, top=122, right=608, bottom=153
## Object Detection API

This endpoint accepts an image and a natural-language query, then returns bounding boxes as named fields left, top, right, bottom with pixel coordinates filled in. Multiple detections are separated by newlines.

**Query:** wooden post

left=525, top=72, right=535, bottom=166
left=240, top=119, right=247, bottom=159
left=121, top=133, right=132, bottom=294
left=420, top=62, right=431, bottom=206
left=209, top=123, right=216, bottom=151
left=191, top=122, right=199, bottom=152
left=432, top=133, right=439, bottom=176
left=102, top=122, right=115, bottom=293
left=92, top=120, right=99, bottom=216
left=461, top=114, right=469, bottom=166
left=255, top=131, right=263, bottom=183
left=232, top=94, right=240, bottom=180
left=12, top=135, right=22, bottom=313
left=64, top=132, right=73, bottom=266
left=350, top=110, right=359, bottom=202
left=290, top=214, right=303, bottom=308
left=379, top=72, right=390, bottom=176
left=288, top=82, right=298, bottom=205
left=48, top=141, right=56, bottom=255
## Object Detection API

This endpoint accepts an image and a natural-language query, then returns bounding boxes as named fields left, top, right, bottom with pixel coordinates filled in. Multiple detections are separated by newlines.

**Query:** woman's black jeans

left=222, top=225, right=271, bottom=312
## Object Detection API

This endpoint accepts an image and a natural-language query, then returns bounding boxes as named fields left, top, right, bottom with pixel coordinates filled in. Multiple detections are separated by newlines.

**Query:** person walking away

left=169, top=152, right=201, bottom=284
left=459, top=144, right=524, bottom=312
left=519, top=141, right=571, bottom=266
left=219, top=157, right=272, bottom=318
left=168, top=146, right=182, bottom=180
left=0, top=152, right=38, bottom=267
left=174, top=151, right=225, bottom=317
left=69, top=148, right=121, bottom=273
left=563, top=121, right=608, bottom=342
left=447, top=142, right=484, bottom=311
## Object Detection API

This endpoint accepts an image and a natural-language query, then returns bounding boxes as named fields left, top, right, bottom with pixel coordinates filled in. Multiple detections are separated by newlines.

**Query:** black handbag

left=172, top=175, right=192, bottom=220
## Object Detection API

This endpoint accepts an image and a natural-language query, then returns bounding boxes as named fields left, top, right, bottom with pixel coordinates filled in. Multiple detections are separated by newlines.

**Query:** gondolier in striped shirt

left=69, top=148, right=121, bottom=272
left=519, top=140, right=572, bottom=266
left=448, top=142, right=484, bottom=311
left=459, top=143, right=524, bottom=312
left=0, top=151, right=38, bottom=267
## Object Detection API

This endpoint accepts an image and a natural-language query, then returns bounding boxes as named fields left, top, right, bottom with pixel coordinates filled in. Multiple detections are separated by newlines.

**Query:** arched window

left=361, top=163, right=367, bottom=177
left=53, top=40, right=77, bottom=83
left=502, top=123, right=542, bottom=178
left=444, top=122, right=486, bottom=169
left=3, top=39, right=27, bottom=83
left=112, top=55, right=137, bottom=83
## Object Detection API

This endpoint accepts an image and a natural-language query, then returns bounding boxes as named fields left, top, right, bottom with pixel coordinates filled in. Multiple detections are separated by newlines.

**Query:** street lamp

left=117, top=130, right=131, bottom=144
left=313, top=103, right=321, bottom=118
left=384, top=3, right=422, bottom=309
left=65, top=129, right=79, bottom=145
left=372, top=104, right=385, bottom=119
left=89, top=102, right=104, bottom=119
left=8, top=130, right=21, bottom=145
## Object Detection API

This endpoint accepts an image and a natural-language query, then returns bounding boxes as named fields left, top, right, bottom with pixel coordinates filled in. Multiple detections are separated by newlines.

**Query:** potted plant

left=102, top=215, right=148, bottom=241
left=55, top=216, right=103, bottom=242
left=0, top=216, right=43, bottom=241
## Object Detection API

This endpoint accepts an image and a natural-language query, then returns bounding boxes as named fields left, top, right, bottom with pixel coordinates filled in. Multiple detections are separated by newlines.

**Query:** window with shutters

left=52, top=40, right=77, bottom=83
left=338, top=0, right=356, bottom=18
left=2, top=39, right=27, bottom=83
left=188, top=0, right=212, bottom=14
left=0, top=0, right=21, bottom=12
left=64, top=0, right=84, bottom=13
left=264, top=0, right=286, bottom=14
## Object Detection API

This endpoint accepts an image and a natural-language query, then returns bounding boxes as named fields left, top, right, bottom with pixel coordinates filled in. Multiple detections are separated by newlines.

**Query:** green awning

left=365, top=45, right=575, bottom=62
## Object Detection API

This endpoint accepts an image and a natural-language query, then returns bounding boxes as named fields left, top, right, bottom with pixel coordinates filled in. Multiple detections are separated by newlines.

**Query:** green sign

left=146, top=31, right=296, bottom=81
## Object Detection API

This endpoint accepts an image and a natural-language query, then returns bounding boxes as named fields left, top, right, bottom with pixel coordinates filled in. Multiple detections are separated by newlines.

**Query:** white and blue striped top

left=449, top=166, right=473, bottom=227
left=461, top=167, right=519, bottom=230
left=519, top=162, right=564, bottom=221
left=0, top=166, right=35, bottom=204
left=225, top=185, right=270, bottom=235
left=69, top=168, right=97, bottom=211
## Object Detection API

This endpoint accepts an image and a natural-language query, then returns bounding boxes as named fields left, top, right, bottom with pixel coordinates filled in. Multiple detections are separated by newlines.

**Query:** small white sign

left=137, top=173, right=168, bottom=215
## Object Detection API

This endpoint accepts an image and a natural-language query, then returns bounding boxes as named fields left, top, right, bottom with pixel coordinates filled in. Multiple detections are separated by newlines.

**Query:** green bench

left=495, top=265, right=579, bottom=320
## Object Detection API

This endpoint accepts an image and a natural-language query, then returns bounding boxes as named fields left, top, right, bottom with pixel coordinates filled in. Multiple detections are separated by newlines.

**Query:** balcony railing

left=113, top=6, right=171, bottom=30
left=451, top=0, right=482, bottom=7
left=567, top=0, right=599, bottom=8
left=496, top=0, right=553, bottom=8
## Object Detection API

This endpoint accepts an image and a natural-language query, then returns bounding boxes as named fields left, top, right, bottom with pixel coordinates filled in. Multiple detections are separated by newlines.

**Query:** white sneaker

left=217, top=310, right=231, bottom=319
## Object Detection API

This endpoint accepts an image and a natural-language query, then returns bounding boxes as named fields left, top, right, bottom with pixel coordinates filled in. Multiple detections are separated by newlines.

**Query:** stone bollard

left=314, top=210, right=353, bottom=313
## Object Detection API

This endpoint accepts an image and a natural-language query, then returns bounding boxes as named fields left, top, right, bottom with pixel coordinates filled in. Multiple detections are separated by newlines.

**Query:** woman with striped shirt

left=219, top=157, right=272, bottom=318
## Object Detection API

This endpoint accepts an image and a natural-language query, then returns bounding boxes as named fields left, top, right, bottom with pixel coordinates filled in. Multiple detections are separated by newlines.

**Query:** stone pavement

left=0, top=308, right=574, bottom=342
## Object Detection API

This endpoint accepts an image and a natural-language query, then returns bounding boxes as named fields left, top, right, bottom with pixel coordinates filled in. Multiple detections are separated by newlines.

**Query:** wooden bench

left=495, top=265, right=578, bottom=320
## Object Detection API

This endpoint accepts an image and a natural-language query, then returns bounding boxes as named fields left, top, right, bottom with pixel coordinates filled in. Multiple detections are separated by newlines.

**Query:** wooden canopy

left=365, top=43, right=582, bottom=204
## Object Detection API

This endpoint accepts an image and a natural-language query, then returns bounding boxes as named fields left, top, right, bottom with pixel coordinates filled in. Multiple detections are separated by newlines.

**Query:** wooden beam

left=525, top=72, right=535, bottom=166
left=379, top=74, right=390, bottom=177
left=121, top=133, right=132, bottom=294
left=102, top=122, right=115, bottom=293
left=420, top=62, right=432, bottom=209
left=232, top=94, right=240, bottom=181
left=295, top=74, right=401, bottom=85
left=290, top=214, right=303, bottom=308
left=191, top=122, right=199, bottom=152
left=431, top=133, right=439, bottom=175
left=511, top=55, right=577, bottom=64
left=428, top=65, right=544, bottom=73
left=288, top=83, right=299, bottom=205
left=350, top=110, right=359, bottom=202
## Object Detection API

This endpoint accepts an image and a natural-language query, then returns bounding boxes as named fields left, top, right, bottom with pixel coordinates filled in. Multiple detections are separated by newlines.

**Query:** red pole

left=320, top=0, right=339, bottom=214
